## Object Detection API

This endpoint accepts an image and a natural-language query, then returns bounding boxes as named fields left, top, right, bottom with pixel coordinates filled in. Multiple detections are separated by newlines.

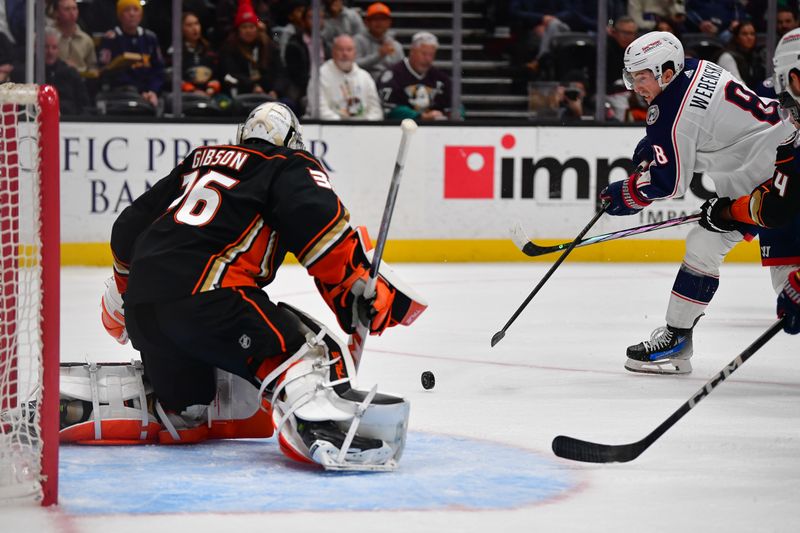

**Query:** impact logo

left=443, top=133, right=639, bottom=202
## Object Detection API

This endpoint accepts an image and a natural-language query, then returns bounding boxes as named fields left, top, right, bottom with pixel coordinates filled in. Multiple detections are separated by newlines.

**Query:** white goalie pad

left=60, top=362, right=273, bottom=444
left=263, top=304, right=410, bottom=471
left=59, top=361, right=161, bottom=443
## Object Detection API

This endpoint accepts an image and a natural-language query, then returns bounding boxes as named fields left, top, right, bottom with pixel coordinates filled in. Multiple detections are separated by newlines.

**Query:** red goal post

left=0, top=83, right=60, bottom=506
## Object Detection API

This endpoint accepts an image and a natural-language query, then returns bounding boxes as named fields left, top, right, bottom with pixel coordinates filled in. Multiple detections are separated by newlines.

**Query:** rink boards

left=57, top=122, right=761, bottom=264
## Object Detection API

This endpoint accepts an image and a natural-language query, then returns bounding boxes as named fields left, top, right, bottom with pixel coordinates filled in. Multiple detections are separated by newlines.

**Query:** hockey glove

left=699, top=197, right=746, bottom=233
left=101, top=276, right=128, bottom=344
left=777, top=270, right=800, bottom=335
left=600, top=170, right=652, bottom=216
left=309, top=228, right=425, bottom=335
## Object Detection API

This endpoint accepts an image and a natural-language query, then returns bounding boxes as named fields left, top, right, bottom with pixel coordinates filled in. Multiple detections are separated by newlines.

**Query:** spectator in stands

left=44, top=27, right=90, bottom=115
left=0, top=31, right=15, bottom=83
left=715, top=21, right=766, bottom=89
left=214, top=0, right=275, bottom=49
left=557, top=71, right=592, bottom=121
left=685, top=0, right=742, bottom=39
left=355, top=2, right=404, bottom=81
left=5, top=0, right=26, bottom=47
left=322, top=0, right=366, bottom=49
left=52, top=0, right=97, bottom=76
left=627, top=0, right=687, bottom=32
left=97, top=0, right=165, bottom=108
left=606, top=16, right=638, bottom=121
left=170, top=12, right=221, bottom=97
left=284, top=4, right=328, bottom=110
left=777, top=7, right=799, bottom=37
left=277, top=0, right=308, bottom=63
left=314, top=34, right=382, bottom=120
left=509, top=1, right=566, bottom=76
left=218, top=0, right=289, bottom=101
left=378, top=31, right=451, bottom=120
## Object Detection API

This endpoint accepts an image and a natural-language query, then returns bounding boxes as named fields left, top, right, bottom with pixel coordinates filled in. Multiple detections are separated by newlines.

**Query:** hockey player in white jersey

left=698, top=28, right=800, bottom=336
left=600, top=31, right=793, bottom=374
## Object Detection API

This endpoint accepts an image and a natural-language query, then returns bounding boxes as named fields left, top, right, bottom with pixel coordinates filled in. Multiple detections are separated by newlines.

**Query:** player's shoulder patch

left=380, top=69, right=393, bottom=83
left=683, top=69, right=694, bottom=78
left=646, top=105, right=660, bottom=125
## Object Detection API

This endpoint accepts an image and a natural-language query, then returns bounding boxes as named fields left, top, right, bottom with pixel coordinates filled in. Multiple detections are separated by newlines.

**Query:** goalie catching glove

left=101, top=276, right=128, bottom=344
left=308, top=226, right=427, bottom=334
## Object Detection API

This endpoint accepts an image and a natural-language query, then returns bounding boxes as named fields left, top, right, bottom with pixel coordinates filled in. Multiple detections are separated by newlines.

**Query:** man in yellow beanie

left=97, top=0, right=165, bottom=108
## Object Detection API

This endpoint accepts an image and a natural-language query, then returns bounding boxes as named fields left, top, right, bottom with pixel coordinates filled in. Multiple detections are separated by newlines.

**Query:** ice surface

left=6, top=262, right=799, bottom=532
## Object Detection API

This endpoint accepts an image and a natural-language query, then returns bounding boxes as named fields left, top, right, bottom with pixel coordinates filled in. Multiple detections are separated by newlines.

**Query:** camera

left=564, top=88, right=581, bottom=101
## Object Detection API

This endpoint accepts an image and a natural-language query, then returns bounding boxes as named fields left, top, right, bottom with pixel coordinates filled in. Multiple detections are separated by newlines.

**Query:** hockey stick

left=511, top=213, right=701, bottom=257
left=350, top=118, right=418, bottom=370
left=491, top=202, right=608, bottom=347
left=552, top=317, right=785, bottom=463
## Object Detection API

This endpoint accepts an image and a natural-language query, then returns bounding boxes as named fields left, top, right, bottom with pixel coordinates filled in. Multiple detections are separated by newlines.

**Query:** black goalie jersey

left=112, top=140, right=349, bottom=305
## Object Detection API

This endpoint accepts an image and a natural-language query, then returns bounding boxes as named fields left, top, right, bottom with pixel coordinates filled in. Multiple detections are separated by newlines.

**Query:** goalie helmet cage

left=0, top=83, right=60, bottom=506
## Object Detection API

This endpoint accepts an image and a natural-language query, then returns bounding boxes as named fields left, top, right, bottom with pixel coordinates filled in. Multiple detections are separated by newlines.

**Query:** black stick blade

left=552, top=435, right=643, bottom=464
left=490, top=330, right=505, bottom=347
left=509, top=222, right=565, bottom=257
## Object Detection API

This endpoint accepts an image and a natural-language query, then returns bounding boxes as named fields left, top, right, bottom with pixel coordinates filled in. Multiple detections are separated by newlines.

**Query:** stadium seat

left=162, top=93, right=228, bottom=117
left=548, top=32, right=596, bottom=84
left=682, top=33, right=725, bottom=61
left=231, top=93, right=276, bottom=116
left=95, top=88, right=157, bottom=116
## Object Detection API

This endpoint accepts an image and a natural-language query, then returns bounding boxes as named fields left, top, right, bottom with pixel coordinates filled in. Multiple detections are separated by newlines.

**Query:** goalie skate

left=624, top=325, right=693, bottom=375
left=265, top=304, right=409, bottom=472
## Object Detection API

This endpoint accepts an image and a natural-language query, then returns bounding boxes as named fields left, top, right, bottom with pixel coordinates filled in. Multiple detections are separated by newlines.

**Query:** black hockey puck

left=421, top=371, right=435, bottom=390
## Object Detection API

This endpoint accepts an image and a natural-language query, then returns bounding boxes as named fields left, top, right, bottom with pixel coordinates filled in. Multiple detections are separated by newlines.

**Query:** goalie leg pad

left=262, top=304, right=410, bottom=471
left=158, top=370, right=274, bottom=444
left=59, top=361, right=161, bottom=444
left=59, top=362, right=274, bottom=445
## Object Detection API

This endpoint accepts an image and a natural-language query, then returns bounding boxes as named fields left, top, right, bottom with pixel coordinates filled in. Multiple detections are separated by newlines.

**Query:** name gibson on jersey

left=688, top=62, right=723, bottom=110
left=190, top=148, right=250, bottom=171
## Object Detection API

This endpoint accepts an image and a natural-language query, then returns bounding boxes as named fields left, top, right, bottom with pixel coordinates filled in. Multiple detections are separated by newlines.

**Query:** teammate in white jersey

left=600, top=31, right=794, bottom=374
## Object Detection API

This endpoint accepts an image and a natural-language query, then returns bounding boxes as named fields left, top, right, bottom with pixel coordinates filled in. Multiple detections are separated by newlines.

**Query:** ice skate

left=298, top=419, right=393, bottom=468
left=624, top=325, right=693, bottom=375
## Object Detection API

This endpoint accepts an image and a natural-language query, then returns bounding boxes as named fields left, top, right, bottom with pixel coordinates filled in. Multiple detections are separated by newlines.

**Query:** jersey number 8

left=724, top=81, right=781, bottom=125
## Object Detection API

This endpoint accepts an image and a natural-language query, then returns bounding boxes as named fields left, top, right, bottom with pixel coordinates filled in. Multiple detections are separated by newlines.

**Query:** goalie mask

left=773, top=28, right=800, bottom=122
left=623, top=31, right=684, bottom=90
left=236, top=102, right=305, bottom=150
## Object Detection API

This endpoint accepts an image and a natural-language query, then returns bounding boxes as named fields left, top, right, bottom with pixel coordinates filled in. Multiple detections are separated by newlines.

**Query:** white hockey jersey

left=639, top=58, right=794, bottom=200
left=313, top=59, right=384, bottom=121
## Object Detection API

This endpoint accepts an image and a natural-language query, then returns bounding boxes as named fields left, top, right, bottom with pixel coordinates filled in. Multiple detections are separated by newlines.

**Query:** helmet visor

left=623, top=69, right=635, bottom=90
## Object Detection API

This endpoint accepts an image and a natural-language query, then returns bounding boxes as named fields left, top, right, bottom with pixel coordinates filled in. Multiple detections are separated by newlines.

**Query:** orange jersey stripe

left=296, top=200, right=344, bottom=261
left=212, top=145, right=288, bottom=161
left=220, top=225, right=278, bottom=288
left=193, top=215, right=263, bottom=294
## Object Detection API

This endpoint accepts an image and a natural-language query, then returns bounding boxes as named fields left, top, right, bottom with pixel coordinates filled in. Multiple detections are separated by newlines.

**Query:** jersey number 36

left=169, top=169, right=240, bottom=226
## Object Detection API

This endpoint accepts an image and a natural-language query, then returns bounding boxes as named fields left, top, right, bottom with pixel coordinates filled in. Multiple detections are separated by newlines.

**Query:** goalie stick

left=349, top=118, right=417, bottom=370
left=511, top=213, right=701, bottom=257
left=491, top=202, right=608, bottom=347
left=552, top=317, right=785, bottom=463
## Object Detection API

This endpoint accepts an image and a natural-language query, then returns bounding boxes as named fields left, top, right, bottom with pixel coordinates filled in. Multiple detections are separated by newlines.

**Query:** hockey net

left=0, top=84, right=59, bottom=506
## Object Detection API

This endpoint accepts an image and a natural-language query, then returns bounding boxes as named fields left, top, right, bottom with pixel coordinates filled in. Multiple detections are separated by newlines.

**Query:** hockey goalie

left=61, top=102, right=426, bottom=471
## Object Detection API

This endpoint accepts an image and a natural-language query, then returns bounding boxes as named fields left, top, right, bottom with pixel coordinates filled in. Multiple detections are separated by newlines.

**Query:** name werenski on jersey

left=689, top=62, right=723, bottom=110
left=191, top=148, right=250, bottom=171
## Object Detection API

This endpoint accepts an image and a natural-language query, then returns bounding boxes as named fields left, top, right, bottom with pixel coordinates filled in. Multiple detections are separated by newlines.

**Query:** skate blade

left=625, top=358, right=692, bottom=375
left=320, top=459, right=398, bottom=472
